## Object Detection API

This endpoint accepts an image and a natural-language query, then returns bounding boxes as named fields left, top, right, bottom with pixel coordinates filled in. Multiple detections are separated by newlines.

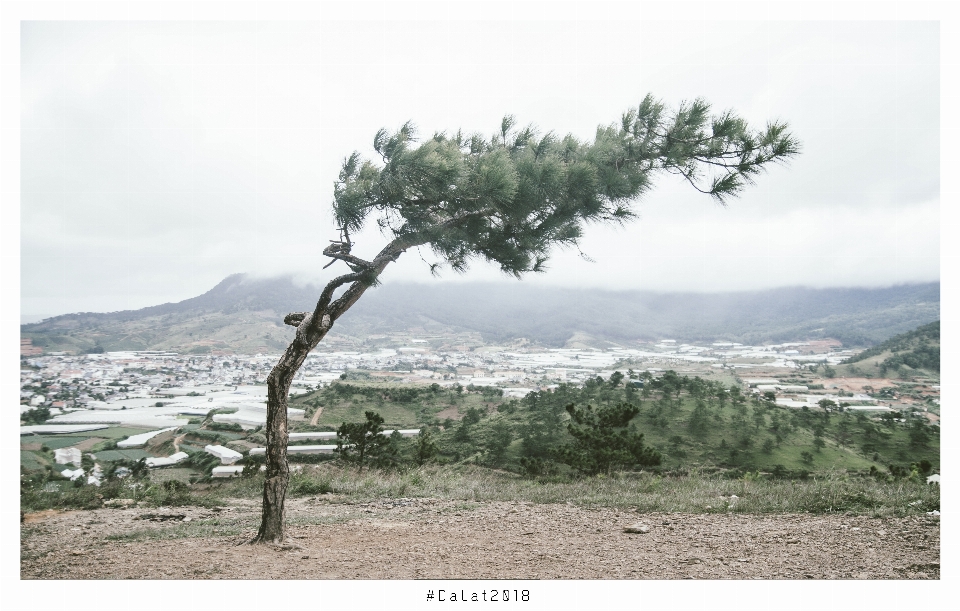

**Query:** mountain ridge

left=21, top=275, right=940, bottom=353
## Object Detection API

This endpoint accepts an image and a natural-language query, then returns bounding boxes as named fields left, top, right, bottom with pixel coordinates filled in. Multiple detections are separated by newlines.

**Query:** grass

left=20, top=476, right=218, bottom=512
left=20, top=451, right=51, bottom=472
left=185, top=429, right=247, bottom=442
left=21, top=464, right=939, bottom=546
left=91, top=449, right=152, bottom=461
left=86, top=427, right=158, bottom=440
left=215, top=463, right=940, bottom=518
left=20, top=436, right=96, bottom=450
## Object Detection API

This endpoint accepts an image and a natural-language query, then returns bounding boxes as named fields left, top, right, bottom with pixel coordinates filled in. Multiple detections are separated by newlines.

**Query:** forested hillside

left=841, top=320, right=939, bottom=375
left=285, top=373, right=939, bottom=480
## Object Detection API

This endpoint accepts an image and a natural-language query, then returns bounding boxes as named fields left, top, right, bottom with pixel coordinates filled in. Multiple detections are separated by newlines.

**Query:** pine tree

left=252, top=95, right=798, bottom=543
left=335, top=411, right=388, bottom=473
left=557, top=402, right=661, bottom=475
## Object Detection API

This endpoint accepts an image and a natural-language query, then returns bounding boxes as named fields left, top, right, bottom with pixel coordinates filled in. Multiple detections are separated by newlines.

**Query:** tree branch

left=321, top=247, right=375, bottom=271
left=283, top=312, right=309, bottom=326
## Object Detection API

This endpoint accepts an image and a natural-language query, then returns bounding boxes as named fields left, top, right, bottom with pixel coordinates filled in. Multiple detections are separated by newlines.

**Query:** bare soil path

left=309, top=406, right=323, bottom=426
left=20, top=498, right=939, bottom=580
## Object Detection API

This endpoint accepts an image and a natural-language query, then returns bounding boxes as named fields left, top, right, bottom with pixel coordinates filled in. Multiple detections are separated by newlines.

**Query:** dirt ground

left=20, top=497, right=939, bottom=580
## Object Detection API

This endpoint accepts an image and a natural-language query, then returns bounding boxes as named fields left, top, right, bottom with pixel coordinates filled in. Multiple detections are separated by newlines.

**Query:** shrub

left=288, top=474, right=332, bottom=496
left=21, top=407, right=51, bottom=425
left=207, top=422, right=244, bottom=432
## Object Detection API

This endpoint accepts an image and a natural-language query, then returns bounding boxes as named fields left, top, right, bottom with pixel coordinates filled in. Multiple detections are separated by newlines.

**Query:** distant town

left=20, top=332, right=940, bottom=484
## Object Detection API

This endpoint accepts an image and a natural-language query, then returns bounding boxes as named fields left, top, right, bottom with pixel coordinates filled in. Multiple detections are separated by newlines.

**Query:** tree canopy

left=557, top=402, right=662, bottom=475
left=333, top=94, right=798, bottom=277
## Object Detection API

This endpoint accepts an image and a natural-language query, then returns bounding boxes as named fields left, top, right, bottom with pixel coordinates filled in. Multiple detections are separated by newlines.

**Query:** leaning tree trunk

left=250, top=238, right=409, bottom=544
left=252, top=341, right=315, bottom=543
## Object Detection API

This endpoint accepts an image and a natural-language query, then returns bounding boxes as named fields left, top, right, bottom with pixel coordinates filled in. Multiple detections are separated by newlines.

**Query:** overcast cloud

left=19, top=17, right=939, bottom=317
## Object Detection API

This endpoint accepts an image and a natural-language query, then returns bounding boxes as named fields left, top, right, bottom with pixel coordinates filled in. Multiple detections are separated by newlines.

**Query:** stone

left=623, top=523, right=650, bottom=534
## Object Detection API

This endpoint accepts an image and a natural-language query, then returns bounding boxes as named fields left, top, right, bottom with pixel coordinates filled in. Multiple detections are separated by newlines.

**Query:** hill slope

left=843, top=321, right=940, bottom=374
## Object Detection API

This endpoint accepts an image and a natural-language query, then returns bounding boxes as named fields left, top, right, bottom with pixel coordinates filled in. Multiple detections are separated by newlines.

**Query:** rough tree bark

left=251, top=238, right=408, bottom=544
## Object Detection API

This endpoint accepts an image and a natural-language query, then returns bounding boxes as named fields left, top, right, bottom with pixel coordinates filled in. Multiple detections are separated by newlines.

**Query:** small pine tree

left=336, top=411, right=389, bottom=473
left=908, top=420, right=930, bottom=448
left=557, top=403, right=661, bottom=475
left=413, top=429, right=438, bottom=467
left=484, top=419, right=513, bottom=466
left=688, top=400, right=711, bottom=437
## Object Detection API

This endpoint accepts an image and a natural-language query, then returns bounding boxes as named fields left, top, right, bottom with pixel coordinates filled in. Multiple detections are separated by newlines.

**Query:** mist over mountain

left=21, top=274, right=940, bottom=353
left=346, top=281, right=940, bottom=347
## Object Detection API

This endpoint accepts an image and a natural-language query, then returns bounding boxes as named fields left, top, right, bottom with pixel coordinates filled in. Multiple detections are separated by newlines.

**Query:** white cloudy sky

left=18, top=10, right=940, bottom=318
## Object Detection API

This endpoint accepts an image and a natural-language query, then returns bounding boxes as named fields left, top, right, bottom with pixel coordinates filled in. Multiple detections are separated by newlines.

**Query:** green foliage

left=372, top=431, right=405, bottom=470
left=25, top=463, right=939, bottom=518
left=518, top=388, right=573, bottom=462
left=20, top=407, right=51, bottom=425
left=412, top=429, right=438, bottom=466
left=102, top=458, right=149, bottom=480
left=880, top=346, right=940, bottom=374
left=844, top=321, right=939, bottom=373
left=93, top=449, right=152, bottom=462
left=206, top=421, right=244, bottom=432
left=461, top=406, right=483, bottom=425
left=333, top=96, right=797, bottom=277
left=483, top=418, right=513, bottom=466
left=184, top=428, right=243, bottom=444
left=557, top=403, right=661, bottom=475
left=908, top=420, right=930, bottom=448
left=141, top=479, right=192, bottom=506
left=518, top=456, right=556, bottom=477
left=818, top=398, right=837, bottom=410
left=184, top=450, right=221, bottom=477
left=88, top=438, right=119, bottom=453
left=336, top=411, right=390, bottom=472
left=288, top=473, right=332, bottom=496
left=687, top=400, right=711, bottom=437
